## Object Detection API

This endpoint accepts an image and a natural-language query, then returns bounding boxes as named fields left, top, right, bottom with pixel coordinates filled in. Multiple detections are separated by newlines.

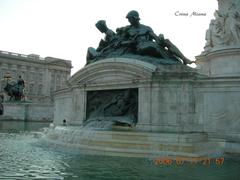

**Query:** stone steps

left=84, top=130, right=209, bottom=143
left=43, top=126, right=223, bottom=158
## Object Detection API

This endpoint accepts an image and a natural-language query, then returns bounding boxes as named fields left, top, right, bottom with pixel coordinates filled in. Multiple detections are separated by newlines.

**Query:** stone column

left=137, top=85, right=152, bottom=131
left=71, top=88, right=86, bottom=125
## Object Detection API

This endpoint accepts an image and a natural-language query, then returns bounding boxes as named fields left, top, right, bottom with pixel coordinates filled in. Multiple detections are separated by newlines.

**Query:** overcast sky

left=0, top=0, right=218, bottom=74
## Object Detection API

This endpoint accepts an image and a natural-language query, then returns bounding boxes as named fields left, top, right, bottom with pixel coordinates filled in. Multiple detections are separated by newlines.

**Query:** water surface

left=0, top=130, right=240, bottom=180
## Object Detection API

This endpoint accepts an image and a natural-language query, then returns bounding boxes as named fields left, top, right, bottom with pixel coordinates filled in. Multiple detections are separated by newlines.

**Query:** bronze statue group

left=87, top=10, right=193, bottom=65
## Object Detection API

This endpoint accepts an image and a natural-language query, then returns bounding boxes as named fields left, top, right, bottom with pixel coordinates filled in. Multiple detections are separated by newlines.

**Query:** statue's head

left=126, top=10, right=140, bottom=23
left=95, top=20, right=108, bottom=33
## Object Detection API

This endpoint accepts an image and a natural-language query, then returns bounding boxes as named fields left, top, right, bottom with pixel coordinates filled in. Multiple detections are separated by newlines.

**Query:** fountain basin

left=42, top=126, right=225, bottom=160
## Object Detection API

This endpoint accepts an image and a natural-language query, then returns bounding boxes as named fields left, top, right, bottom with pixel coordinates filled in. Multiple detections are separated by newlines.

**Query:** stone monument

left=48, top=7, right=240, bottom=158
left=196, top=0, right=240, bottom=76
left=54, top=10, right=197, bottom=131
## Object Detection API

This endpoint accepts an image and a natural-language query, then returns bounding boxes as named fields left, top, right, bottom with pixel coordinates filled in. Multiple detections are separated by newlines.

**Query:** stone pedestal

left=196, top=47, right=240, bottom=77
left=52, top=57, right=240, bottom=156
left=54, top=58, right=201, bottom=133
left=0, top=102, right=53, bottom=122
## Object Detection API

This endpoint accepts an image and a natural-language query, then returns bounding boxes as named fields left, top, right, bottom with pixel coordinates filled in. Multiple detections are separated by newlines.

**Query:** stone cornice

left=68, top=58, right=157, bottom=86
left=0, top=50, right=72, bottom=69
left=197, top=47, right=240, bottom=62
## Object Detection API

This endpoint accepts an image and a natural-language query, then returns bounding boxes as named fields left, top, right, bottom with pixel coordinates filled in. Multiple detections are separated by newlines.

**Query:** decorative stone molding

left=68, top=58, right=157, bottom=87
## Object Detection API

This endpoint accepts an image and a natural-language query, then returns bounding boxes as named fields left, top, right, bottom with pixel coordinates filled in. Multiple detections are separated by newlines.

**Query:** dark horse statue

left=4, top=81, right=24, bottom=101
left=0, top=94, right=3, bottom=115
left=0, top=103, right=3, bottom=115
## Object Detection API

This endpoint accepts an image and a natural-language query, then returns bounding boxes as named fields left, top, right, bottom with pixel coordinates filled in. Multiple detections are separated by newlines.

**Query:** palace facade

left=0, top=50, right=72, bottom=103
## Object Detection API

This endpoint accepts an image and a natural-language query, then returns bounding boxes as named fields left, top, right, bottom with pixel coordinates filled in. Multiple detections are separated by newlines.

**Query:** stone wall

left=195, top=77, right=240, bottom=139
left=0, top=102, right=53, bottom=122
left=138, top=80, right=198, bottom=132
left=54, top=90, right=73, bottom=125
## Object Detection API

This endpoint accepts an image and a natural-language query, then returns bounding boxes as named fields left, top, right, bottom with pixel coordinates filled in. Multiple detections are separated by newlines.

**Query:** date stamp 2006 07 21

left=153, top=157, right=224, bottom=166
